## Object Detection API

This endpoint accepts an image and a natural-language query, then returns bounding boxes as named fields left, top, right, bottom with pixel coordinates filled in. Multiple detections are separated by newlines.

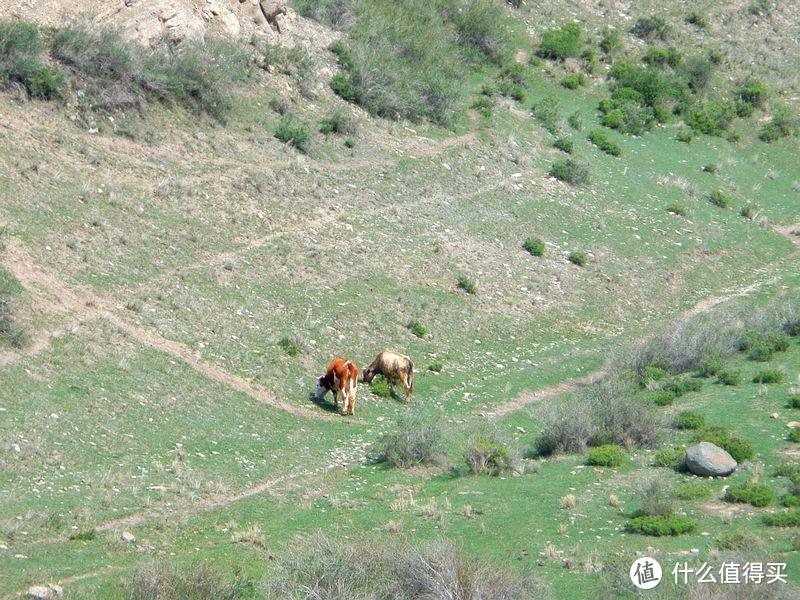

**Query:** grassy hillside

left=0, top=0, right=799, bottom=598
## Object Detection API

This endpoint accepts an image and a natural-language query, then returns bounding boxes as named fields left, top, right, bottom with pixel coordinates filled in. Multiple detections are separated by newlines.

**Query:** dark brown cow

left=362, top=351, right=414, bottom=401
left=315, top=357, right=359, bottom=415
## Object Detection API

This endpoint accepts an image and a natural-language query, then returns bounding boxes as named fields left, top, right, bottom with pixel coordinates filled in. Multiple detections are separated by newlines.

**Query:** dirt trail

left=773, top=222, right=800, bottom=248
left=1, top=239, right=343, bottom=423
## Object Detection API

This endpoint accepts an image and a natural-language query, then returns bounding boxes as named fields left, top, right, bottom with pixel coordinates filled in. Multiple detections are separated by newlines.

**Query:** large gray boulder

left=685, top=442, right=737, bottom=477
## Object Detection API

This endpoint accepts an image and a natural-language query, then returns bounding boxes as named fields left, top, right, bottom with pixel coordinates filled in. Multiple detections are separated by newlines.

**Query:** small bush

left=320, top=108, right=356, bottom=135
left=763, top=510, right=800, bottom=527
left=687, top=101, right=736, bottom=136
left=759, top=108, right=796, bottom=143
left=588, top=129, right=622, bottom=156
left=0, top=298, right=28, bottom=349
left=716, top=369, right=741, bottom=386
left=655, top=447, right=685, bottom=470
left=697, top=354, right=724, bottom=377
left=703, top=163, right=718, bottom=173
left=788, top=395, right=800, bottom=409
left=531, top=95, right=560, bottom=134
left=127, top=560, right=253, bottom=600
left=550, top=159, right=589, bottom=185
left=628, top=515, right=696, bottom=536
left=714, top=531, right=763, bottom=551
left=666, top=204, right=687, bottom=217
left=644, top=47, right=682, bottom=68
left=752, top=370, right=784, bottom=384
left=567, top=111, right=582, bottom=130
left=651, top=390, right=676, bottom=406
left=407, top=320, right=427, bottom=338
left=639, top=365, right=668, bottom=387
left=471, top=95, right=494, bottom=117
left=695, top=430, right=754, bottom=462
left=709, top=189, right=731, bottom=208
left=661, top=376, right=703, bottom=397
left=586, top=444, right=626, bottom=467
left=427, top=361, right=443, bottom=373
left=552, top=137, right=573, bottom=154
left=740, top=205, right=756, bottom=220
left=599, top=28, right=622, bottom=54
left=686, top=12, right=708, bottom=28
left=675, top=411, right=705, bottom=430
left=676, top=129, right=693, bottom=144
left=725, top=484, right=774, bottom=507
left=678, top=483, right=712, bottom=500
left=561, top=73, right=587, bottom=89
left=523, top=237, right=545, bottom=257
left=537, top=23, right=582, bottom=60
left=369, top=375, right=392, bottom=398
left=567, top=251, right=588, bottom=267
left=457, top=275, right=477, bottom=294
left=448, top=0, right=511, bottom=65
left=631, top=16, right=672, bottom=41
left=68, top=529, right=96, bottom=541
left=277, top=337, right=300, bottom=357
left=748, top=0, right=774, bottom=17
left=274, top=116, right=311, bottom=152
left=374, top=413, right=443, bottom=468
left=465, top=432, right=519, bottom=476
left=788, top=428, right=800, bottom=444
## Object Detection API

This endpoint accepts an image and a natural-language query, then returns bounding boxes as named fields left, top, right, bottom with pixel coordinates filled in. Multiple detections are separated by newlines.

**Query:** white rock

left=121, top=531, right=136, bottom=543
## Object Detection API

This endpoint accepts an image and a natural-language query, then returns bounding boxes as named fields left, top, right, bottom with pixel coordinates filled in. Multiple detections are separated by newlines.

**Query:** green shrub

left=639, top=365, right=668, bottom=387
left=687, top=100, right=736, bottom=136
left=127, top=560, right=253, bottom=600
left=0, top=22, right=64, bottom=100
left=69, top=529, right=96, bottom=541
left=784, top=494, right=800, bottom=507
left=644, top=47, right=682, bottom=68
left=655, top=447, right=685, bottom=470
left=471, top=94, right=494, bottom=117
left=0, top=298, right=27, bottom=349
left=709, top=189, right=731, bottom=208
left=457, top=275, right=477, bottom=294
left=567, top=111, right=582, bottom=130
left=763, top=510, right=800, bottom=527
left=716, top=369, right=741, bottom=386
left=703, top=163, right=718, bottom=173
left=588, top=129, right=622, bottom=156
left=552, top=137, right=573, bottom=154
left=788, top=428, right=800, bottom=444
left=631, top=16, right=672, bottom=41
left=465, top=433, right=519, bottom=476
left=561, top=73, right=587, bottom=89
left=628, top=515, right=696, bottom=536
left=374, top=413, right=443, bottom=468
left=599, top=28, right=622, bottom=55
left=748, top=0, right=774, bottom=17
left=675, top=410, right=705, bottom=430
left=788, top=395, right=800, bottom=409
left=682, top=55, right=714, bottom=91
left=714, top=531, right=763, bottom=551
left=531, top=95, right=560, bottom=134
left=740, top=331, right=789, bottom=358
left=676, top=129, right=693, bottom=143
left=277, top=337, right=300, bottom=357
left=369, top=375, right=392, bottom=397
left=568, top=251, right=588, bottom=267
left=274, top=116, right=311, bottom=152
left=667, top=204, right=687, bottom=217
left=661, top=376, right=703, bottom=397
left=407, top=320, right=427, bottom=338
left=608, top=61, right=685, bottom=110
left=697, top=354, right=724, bottom=377
left=427, top=360, right=443, bottom=373
left=725, top=484, right=773, bottom=507
left=695, top=430, right=754, bottom=462
left=523, top=237, right=545, bottom=257
left=740, top=205, right=756, bottom=220
left=550, top=159, right=589, bottom=185
left=686, top=12, right=708, bottom=28
left=651, top=390, right=676, bottom=406
left=447, top=0, right=511, bottom=64
left=537, top=23, right=582, bottom=60
left=753, top=370, right=784, bottom=384
left=678, top=483, right=712, bottom=500
left=586, top=444, right=626, bottom=467
left=759, top=108, right=796, bottom=142
left=320, top=108, right=356, bottom=135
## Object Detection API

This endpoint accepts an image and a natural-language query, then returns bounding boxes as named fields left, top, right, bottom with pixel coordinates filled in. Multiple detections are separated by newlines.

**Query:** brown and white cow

left=361, top=351, right=414, bottom=401
left=315, top=357, right=359, bottom=415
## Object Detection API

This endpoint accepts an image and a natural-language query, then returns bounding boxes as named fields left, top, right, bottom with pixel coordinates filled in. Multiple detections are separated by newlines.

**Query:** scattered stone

left=770, top=413, right=779, bottom=419
left=121, top=531, right=136, bottom=543
left=685, top=442, right=737, bottom=477
left=788, top=422, right=800, bottom=428
left=25, top=584, right=62, bottom=599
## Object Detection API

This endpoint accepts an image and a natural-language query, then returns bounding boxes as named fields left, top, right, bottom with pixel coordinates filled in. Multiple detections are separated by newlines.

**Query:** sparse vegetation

left=457, top=275, right=477, bottom=294
left=709, top=189, right=731, bottom=208
left=630, top=16, right=672, bottom=41
left=752, top=369, right=784, bottom=384
left=567, top=251, right=588, bottom=267
left=587, top=129, right=622, bottom=156
left=320, top=108, right=356, bottom=135
left=725, top=484, right=774, bottom=507
left=552, top=137, right=573, bottom=154
left=127, top=561, right=253, bottom=600
left=523, top=237, right=546, bottom=257
left=550, top=159, right=589, bottom=185
left=407, top=320, right=428, bottom=338
left=274, top=116, right=311, bottom=152
left=586, top=444, right=626, bottom=467
left=675, top=411, right=705, bottom=430
left=277, top=337, right=300, bottom=357
left=374, top=413, right=444, bottom=468
left=537, top=23, right=582, bottom=60
left=465, top=431, right=519, bottom=476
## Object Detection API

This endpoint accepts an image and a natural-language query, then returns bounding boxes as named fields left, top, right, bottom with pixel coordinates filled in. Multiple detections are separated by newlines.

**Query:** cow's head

left=361, top=367, right=375, bottom=383
left=315, top=376, right=329, bottom=401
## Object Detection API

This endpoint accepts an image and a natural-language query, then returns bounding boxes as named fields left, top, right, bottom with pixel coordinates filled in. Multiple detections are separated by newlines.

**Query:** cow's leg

left=399, top=373, right=411, bottom=402
left=348, top=388, right=356, bottom=416
left=342, top=389, right=350, bottom=415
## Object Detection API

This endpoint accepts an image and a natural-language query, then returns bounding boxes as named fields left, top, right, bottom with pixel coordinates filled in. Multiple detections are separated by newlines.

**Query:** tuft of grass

left=697, top=354, right=724, bottom=377
left=703, top=163, right=718, bottom=173
left=655, top=447, right=685, bottom=470
left=675, top=410, right=705, bottom=430
left=586, top=444, right=626, bottom=467
left=763, top=510, right=800, bottom=527
left=561, top=73, right=587, bottom=90
left=537, top=23, right=582, bottom=60
left=320, top=108, right=356, bottom=135
left=406, top=320, right=427, bottom=338
left=369, top=375, right=392, bottom=398
left=630, top=16, right=672, bottom=41
left=666, top=204, right=687, bottom=217
left=787, top=395, right=800, bottom=409
left=788, top=429, right=800, bottom=444
left=709, top=189, right=731, bottom=208
left=678, top=483, right=712, bottom=500
left=686, top=11, right=708, bottom=28
left=651, top=390, right=676, bottom=406
left=628, top=515, right=696, bottom=536
left=374, top=413, right=443, bottom=468
left=68, top=529, right=96, bottom=541
left=277, top=337, right=300, bottom=357
left=457, top=275, right=477, bottom=295
left=752, top=370, right=784, bottom=384
left=568, top=251, right=588, bottom=267
left=552, top=137, right=573, bottom=154
left=531, top=95, right=560, bottom=134
left=522, top=237, right=545, bottom=257
left=588, top=129, right=622, bottom=156
left=427, top=361, right=443, bottom=373
left=465, top=432, right=519, bottom=476
left=716, top=369, right=741, bottom=386
left=550, top=159, right=589, bottom=185
left=127, top=560, right=253, bottom=600
left=725, top=484, right=774, bottom=507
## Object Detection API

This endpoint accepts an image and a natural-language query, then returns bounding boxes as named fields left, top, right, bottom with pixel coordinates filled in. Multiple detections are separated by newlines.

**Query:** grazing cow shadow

left=307, top=391, right=340, bottom=414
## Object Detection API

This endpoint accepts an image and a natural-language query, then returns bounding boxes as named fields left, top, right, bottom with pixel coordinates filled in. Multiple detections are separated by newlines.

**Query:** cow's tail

left=406, top=361, right=414, bottom=398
